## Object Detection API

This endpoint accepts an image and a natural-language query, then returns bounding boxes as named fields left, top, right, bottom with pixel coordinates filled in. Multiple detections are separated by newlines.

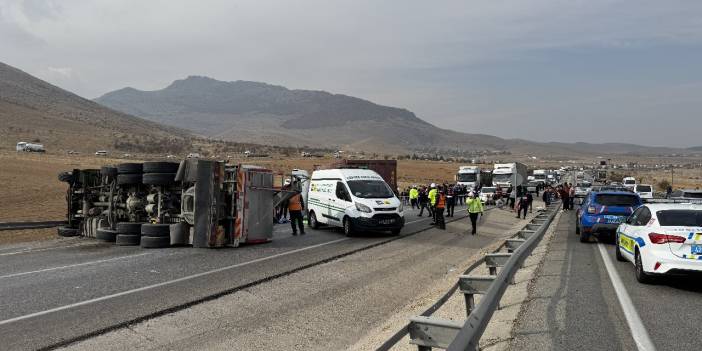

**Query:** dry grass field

left=1, top=149, right=700, bottom=245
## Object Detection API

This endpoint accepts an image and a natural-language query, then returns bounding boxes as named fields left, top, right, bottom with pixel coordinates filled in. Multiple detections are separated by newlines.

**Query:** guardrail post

left=408, top=316, right=463, bottom=350
left=458, top=275, right=495, bottom=317
left=505, top=238, right=526, bottom=253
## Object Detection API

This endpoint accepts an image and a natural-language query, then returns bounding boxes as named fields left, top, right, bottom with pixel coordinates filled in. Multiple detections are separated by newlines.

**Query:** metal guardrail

left=378, top=202, right=560, bottom=351
left=0, top=220, right=67, bottom=231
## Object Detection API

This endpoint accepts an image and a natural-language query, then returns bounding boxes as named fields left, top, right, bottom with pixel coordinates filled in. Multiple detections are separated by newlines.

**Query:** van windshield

left=347, top=180, right=394, bottom=199
left=457, top=173, right=477, bottom=182
left=636, top=185, right=652, bottom=192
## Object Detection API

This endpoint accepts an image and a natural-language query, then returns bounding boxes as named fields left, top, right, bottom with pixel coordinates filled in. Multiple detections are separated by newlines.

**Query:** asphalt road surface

left=510, top=210, right=702, bottom=351
left=0, top=204, right=480, bottom=350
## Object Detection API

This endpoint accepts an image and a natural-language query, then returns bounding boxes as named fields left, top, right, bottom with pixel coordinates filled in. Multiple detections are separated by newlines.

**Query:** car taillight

left=648, top=233, right=686, bottom=244
left=587, top=206, right=596, bottom=214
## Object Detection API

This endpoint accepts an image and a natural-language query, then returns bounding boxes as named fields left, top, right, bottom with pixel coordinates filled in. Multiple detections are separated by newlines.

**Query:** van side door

left=332, top=182, right=352, bottom=224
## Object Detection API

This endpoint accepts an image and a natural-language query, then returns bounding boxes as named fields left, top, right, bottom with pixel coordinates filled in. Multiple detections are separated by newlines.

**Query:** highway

left=0, top=204, right=480, bottom=351
left=511, top=210, right=702, bottom=351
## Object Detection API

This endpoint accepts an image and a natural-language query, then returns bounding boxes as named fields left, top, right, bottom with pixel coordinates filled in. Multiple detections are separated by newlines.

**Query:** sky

left=1, top=0, right=701, bottom=147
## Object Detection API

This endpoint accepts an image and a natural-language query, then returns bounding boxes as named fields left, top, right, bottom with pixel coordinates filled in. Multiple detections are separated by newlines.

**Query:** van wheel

left=308, top=211, right=319, bottom=230
left=343, top=217, right=354, bottom=237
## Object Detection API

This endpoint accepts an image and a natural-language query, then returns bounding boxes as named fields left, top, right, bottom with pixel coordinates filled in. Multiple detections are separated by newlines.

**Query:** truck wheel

left=308, top=211, right=319, bottom=229
left=117, top=173, right=142, bottom=185
left=101, top=166, right=118, bottom=180
left=343, top=217, right=354, bottom=237
left=96, top=228, right=118, bottom=242
left=117, top=163, right=143, bottom=174
left=57, top=226, right=78, bottom=237
left=141, top=224, right=171, bottom=237
left=143, top=162, right=179, bottom=173
left=116, top=234, right=140, bottom=246
left=116, top=222, right=143, bottom=234
left=140, top=236, right=170, bottom=248
left=142, top=173, right=176, bottom=185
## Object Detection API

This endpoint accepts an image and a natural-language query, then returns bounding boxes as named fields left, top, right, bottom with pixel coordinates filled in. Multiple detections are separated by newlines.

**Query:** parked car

left=634, top=184, right=653, bottom=200
left=575, top=181, right=592, bottom=198
left=615, top=203, right=702, bottom=283
left=479, top=187, right=497, bottom=205
left=623, top=177, right=637, bottom=190
left=577, top=191, right=643, bottom=243
left=669, top=189, right=702, bottom=201
left=95, top=150, right=108, bottom=156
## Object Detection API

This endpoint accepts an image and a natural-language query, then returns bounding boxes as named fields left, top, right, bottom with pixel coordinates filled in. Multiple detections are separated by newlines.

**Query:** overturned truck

left=57, top=159, right=301, bottom=248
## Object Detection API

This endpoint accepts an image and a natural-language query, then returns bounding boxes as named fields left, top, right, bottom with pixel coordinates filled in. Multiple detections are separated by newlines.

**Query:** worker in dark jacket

left=288, top=193, right=305, bottom=235
left=418, top=186, right=431, bottom=217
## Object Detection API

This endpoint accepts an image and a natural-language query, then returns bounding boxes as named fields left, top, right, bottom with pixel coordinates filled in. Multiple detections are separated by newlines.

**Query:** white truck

left=16, top=142, right=45, bottom=152
left=493, top=162, right=527, bottom=189
left=456, top=166, right=481, bottom=190
left=533, top=169, right=548, bottom=185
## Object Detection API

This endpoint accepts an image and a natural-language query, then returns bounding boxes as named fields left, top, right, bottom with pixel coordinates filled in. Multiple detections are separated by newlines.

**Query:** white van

left=623, top=177, right=637, bottom=190
left=634, top=184, right=653, bottom=199
left=307, top=168, right=404, bottom=236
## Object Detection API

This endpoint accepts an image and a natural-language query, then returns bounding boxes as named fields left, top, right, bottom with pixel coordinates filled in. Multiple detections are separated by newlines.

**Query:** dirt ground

left=1, top=149, right=700, bottom=245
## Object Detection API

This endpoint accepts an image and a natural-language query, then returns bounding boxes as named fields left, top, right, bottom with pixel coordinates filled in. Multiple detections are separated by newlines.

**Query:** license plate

left=379, top=219, right=394, bottom=225
left=692, top=245, right=702, bottom=255
left=603, top=215, right=624, bottom=224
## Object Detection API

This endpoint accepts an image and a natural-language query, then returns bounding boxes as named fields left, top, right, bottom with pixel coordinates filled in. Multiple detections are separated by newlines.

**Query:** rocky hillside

left=0, top=62, right=189, bottom=153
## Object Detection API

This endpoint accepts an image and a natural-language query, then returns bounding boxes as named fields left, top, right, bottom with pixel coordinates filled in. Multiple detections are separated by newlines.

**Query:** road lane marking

left=597, top=243, right=657, bottom=351
left=0, top=237, right=350, bottom=326
left=0, top=253, right=152, bottom=280
left=0, top=242, right=98, bottom=257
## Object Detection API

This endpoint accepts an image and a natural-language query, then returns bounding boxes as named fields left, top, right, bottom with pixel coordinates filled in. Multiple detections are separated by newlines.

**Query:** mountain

left=96, top=76, right=512, bottom=154
left=96, top=75, right=690, bottom=157
left=0, top=62, right=188, bottom=153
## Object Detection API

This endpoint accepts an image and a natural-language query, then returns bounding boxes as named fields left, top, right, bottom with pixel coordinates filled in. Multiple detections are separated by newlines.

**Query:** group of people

left=405, top=183, right=484, bottom=234
left=555, top=183, right=576, bottom=211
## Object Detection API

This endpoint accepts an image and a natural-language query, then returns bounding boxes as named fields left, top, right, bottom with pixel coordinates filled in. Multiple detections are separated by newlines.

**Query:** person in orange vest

left=288, top=192, right=305, bottom=235
left=435, top=187, right=447, bottom=230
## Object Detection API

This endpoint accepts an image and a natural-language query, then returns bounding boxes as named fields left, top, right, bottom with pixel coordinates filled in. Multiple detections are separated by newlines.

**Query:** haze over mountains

left=96, top=76, right=692, bottom=156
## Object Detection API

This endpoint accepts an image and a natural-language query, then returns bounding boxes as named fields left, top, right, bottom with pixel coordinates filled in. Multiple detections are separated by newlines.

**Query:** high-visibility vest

left=288, top=194, right=303, bottom=211
left=467, top=198, right=484, bottom=213
left=429, top=189, right=438, bottom=205
left=409, top=188, right=419, bottom=199
left=436, top=194, right=446, bottom=209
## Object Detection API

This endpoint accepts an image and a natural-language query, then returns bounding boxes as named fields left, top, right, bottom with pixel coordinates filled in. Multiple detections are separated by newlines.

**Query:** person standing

left=446, top=185, right=456, bottom=217
left=517, top=194, right=528, bottom=219
left=561, top=184, right=570, bottom=211
left=466, top=192, right=484, bottom=235
left=542, top=187, right=551, bottom=206
left=435, top=189, right=447, bottom=229
left=288, top=192, right=305, bottom=235
left=526, top=191, right=534, bottom=213
left=508, top=186, right=516, bottom=211
left=418, top=186, right=430, bottom=217
left=429, top=183, right=438, bottom=225
left=409, top=186, right=419, bottom=209
left=568, top=184, right=576, bottom=210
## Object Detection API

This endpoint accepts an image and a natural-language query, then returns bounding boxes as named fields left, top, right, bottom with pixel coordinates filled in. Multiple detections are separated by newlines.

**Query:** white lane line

left=597, top=243, right=657, bottom=351
left=0, top=237, right=350, bottom=326
left=0, top=243, right=96, bottom=257
left=0, top=253, right=152, bottom=280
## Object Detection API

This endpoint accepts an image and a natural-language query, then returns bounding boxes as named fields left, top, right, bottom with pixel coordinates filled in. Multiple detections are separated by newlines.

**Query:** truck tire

left=143, top=162, right=179, bottom=173
left=101, top=166, right=118, bottom=180
left=116, top=222, right=143, bottom=234
left=140, top=236, right=170, bottom=248
left=142, top=173, right=176, bottom=185
left=141, top=223, right=171, bottom=237
left=117, top=163, right=143, bottom=174
left=58, top=172, right=74, bottom=183
left=116, top=234, right=140, bottom=246
left=117, top=173, right=142, bottom=185
left=96, top=228, right=118, bottom=242
left=57, top=226, right=78, bottom=237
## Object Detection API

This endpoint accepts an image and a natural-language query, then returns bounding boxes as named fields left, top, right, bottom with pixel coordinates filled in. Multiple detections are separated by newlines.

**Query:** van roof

left=312, top=168, right=383, bottom=181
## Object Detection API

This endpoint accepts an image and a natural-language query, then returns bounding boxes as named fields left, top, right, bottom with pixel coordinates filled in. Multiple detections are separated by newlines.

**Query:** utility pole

left=671, top=165, right=674, bottom=189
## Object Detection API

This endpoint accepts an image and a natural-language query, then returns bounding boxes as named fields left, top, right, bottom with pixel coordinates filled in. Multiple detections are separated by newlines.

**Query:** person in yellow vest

left=428, top=183, right=438, bottom=224
left=288, top=193, right=305, bottom=235
left=435, top=188, right=447, bottom=229
left=409, top=186, right=419, bottom=209
left=466, top=192, right=484, bottom=235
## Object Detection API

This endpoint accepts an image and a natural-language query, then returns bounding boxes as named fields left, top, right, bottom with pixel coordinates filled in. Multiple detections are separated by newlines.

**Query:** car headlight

left=356, top=203, right=372, bottom=213
left=398, top=201, right=404, bottom=212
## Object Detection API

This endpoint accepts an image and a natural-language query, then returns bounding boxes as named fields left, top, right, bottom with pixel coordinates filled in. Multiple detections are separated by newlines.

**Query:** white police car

left=615, top=203, right=702, bottom=283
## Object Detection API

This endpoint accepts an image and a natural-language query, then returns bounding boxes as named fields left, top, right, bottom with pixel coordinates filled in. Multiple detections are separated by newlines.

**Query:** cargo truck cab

left=307, top=169, right=404, bottom=236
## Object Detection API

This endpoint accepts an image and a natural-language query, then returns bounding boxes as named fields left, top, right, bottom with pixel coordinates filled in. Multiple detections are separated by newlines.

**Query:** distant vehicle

left=456, top=166, right=481, bottom=190
left=575, top=181, right=592, bottom=197
left=95, top=150, right=108, bottom=156
left=307, top=168, right=404, bottom=236
left=301, top=151, right=312, bottom=157
left=122, top=153, right=132, bottom=158
left=166, top=154, right=177, bottom=159
left=623, top=177, right=637, bottom=190
left=187, top=153, right=201, bottom=158
left=669, top=189, right=702, bottom=201
left=16, top=141, right=45, bottom=152
left=577, top=191, right=642, bottom=243
left=533, top=169, right=547, bottom=185
left=596, top=170, right=607, bottom=183
left=492, top=162, right=527, bottom=189
left=615, top=203, right=702, bottom=283
left=599, top=185, right=630, bottom=192
left=634, top=184, right=653, bottom=200
left=67, top=150, right=79, bottom=155
left=479, top=187, right=496, bottom=205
